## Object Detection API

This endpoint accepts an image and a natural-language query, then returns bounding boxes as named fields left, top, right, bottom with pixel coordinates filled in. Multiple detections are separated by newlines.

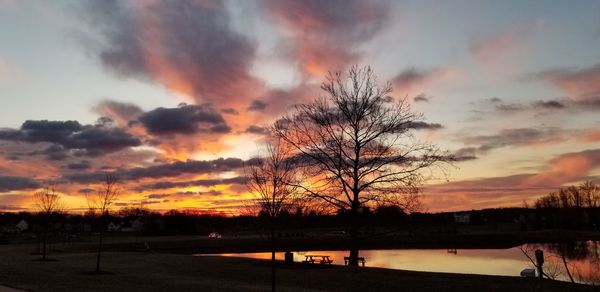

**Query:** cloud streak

left=264, top=0, right=389, bottom=77
left=80, top=0, right=262, bottom=108
left=0, top=120, right=141, bottom=159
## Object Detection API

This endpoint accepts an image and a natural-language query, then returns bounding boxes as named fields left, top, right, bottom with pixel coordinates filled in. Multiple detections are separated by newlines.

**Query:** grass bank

left=0, top=245, right=596, bottom=292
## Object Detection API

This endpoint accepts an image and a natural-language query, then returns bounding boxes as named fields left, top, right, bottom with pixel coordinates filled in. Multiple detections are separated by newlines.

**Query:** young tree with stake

left=86, top=173, right=120, bottom=273
left=245, top=136, right=299, bottom=292
left=34, top=186, right=62, bottom=261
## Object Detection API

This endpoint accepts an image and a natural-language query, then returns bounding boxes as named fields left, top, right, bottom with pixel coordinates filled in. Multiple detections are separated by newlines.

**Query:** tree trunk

left=96, top=229, right=103, bottom=273
left=347, top=204, right=359, bottom=267
left=42, top=222, right=47, bottom=260
left=270, top=216, right=276, bottom=292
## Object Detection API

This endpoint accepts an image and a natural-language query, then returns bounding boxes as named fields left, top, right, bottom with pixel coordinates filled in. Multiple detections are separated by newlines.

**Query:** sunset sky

left=1, top=0, right=599, bottom=214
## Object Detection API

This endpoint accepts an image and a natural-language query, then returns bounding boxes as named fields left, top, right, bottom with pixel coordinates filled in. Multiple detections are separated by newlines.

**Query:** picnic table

left=302, top=255, right=333, bottom=265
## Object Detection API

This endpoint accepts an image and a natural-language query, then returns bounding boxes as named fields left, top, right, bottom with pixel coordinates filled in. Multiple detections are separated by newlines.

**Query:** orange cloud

left=265, top=0, right=389, bottom=78
left=579, top=130, right=600, bottom=143
left=525, top=149, right=600, bottom=187
left=424, top=149, right=600, bottom=212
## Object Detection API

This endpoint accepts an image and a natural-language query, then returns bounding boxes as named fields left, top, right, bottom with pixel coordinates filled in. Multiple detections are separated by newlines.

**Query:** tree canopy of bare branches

left=274, top=66, right=449, bottom=265
left=85, top=173, right=121, bottom=216
left=34, top=186, right=62, bottom=261
left=246, top=137, right=299, bottom=219
left=34, top=186, right=62, bottom=216
left=535, top=181, right=600, bottom=209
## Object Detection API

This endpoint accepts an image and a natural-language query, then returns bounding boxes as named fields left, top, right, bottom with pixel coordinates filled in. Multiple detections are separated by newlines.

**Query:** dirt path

left=0, top=285, right=23, bottom=292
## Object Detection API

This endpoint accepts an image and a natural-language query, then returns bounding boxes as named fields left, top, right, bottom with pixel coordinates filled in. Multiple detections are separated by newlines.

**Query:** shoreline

left=63, top=229, right=600, bottom=255
left=0, top=248, right=596, bottom=292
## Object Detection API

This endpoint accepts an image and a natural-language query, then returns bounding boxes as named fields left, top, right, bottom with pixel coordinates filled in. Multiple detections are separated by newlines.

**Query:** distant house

left=107, top=222, right=122, bottom=232
left=16, top=220, right=29, bottom=232
left=0, top=225, right=19, bottom=234
left=453, top=213, right=471, bottom=224
left=122, top=218, right=144, bottom=232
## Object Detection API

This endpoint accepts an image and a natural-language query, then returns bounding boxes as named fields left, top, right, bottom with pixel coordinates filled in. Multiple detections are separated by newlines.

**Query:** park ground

left=0, top=241, right=597, bottom=292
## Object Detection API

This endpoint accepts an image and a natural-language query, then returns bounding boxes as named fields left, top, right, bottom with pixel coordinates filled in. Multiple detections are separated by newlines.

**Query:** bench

left=302, top=255, right=333, bottom=265
left=344, top=256, right=366, bottom=267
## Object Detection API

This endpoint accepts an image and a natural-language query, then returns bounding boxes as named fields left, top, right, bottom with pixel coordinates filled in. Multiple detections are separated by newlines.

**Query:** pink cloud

left=424, top=149, right=600, bottom=212
left=525, top=149, right=600, bottom=187
left=264, top=0, right=389, bottom=78
left=471, top=20, right=544, bottom=75
left=0, top=57, right=11, bottom=79
left=539, top=63, right=600, bottom=98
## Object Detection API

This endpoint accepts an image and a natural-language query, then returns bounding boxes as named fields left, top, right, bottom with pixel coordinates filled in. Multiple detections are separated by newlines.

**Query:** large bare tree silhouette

left=275, top=66, right=448, bottom=266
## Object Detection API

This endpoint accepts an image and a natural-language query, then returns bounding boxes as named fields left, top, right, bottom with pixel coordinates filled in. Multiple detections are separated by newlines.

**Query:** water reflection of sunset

left=215, top=242, right=600, bottom=283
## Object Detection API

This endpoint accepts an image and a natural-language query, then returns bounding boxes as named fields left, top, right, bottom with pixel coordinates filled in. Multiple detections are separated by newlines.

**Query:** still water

left=211, top=241, right=600, bottom=284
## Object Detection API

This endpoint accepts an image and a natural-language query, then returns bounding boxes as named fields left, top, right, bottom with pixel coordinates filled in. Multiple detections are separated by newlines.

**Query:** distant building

left=453, top=213, right=471, bottom=224
left=122, top=218, right=144, bottom=232
left=16, top=220, right=29, bottom=232
left=107, top=222, right=122, bottom=232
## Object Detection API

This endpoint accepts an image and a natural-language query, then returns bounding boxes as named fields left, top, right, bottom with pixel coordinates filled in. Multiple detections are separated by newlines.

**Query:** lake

left=205, top=241, right=600, bottom=284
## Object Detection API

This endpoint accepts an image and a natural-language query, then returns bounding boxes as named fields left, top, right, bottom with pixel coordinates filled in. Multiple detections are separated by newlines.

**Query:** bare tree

left=245, top=136, right=299, bottom=292
left=274, top=66, right=449, bottom=266
left=34, top=186, right=62, bottom=261
left=85, top=173, right=120, bottom=273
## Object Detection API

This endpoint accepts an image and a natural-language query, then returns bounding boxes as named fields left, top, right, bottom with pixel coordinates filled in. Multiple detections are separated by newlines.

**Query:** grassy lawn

left=0, top=244, right=596, bottom=292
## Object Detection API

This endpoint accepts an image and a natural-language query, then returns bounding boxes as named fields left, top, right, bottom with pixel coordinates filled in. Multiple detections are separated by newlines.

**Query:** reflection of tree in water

left=522, top=241, right=600, bottom=285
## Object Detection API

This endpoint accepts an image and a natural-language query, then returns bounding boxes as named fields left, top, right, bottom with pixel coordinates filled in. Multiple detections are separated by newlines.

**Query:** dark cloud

left=147, top=194, right=170, bottom=199
left=413, top=94, right=431, bottom=103
left=0, top=120, right=141, bottom=158
left=138, top=104, right=230, bottom=135
left=392, top=68, right=430, bottom=91
left=0, top=205, right=29, bottom=211
left=391, top=68, right=447, bottom=93
left=457, top=127, right=565, bottom=158
left=221, top=108, right=239, bottom=115
left=39, top=144, right=69, bottom=161
left=477, top=97, right=567, bottom=114
left=573, top=96, right=600, bottom=110
left=78, top=188, right=94, bottom=194
left=0, top=176, right=39, bottom=192
left=244, top=125, right=269, bottom=135
left=95, top=100, right=143, bottom=123
left=407, top=121, right=444, bottom=130
left=495, top=103, right=525, bottom=112
left=65, top=158, right=257, bottom=183
left=67, top=160, right=91, bottom=170
left=79, top=0, right=260, bottom=105
left=532, top=100, right=565, bottom=110
left=247, top=100, right=268, bottom=112
left=174, top=190, right=222, bottom=197
left=137, top=177, right=247, bottom=191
